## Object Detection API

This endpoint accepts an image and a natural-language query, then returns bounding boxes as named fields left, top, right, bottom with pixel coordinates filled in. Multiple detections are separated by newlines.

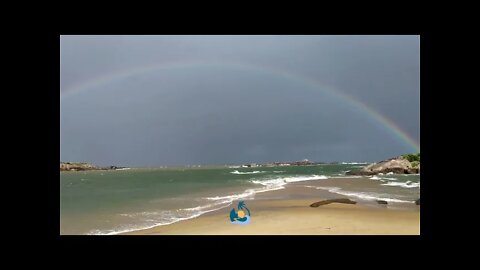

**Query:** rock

left=415, top=198, right=420, bottom=205
left=347, top=157, right=418, bottom=175
left=376, top=200, right=388, bottom=204
left=60, top=162, right=98, bottom=171
left=310, top=198, right=357, bottom=207
left=61, top=162, right=121, bottom=171
left=346, top=170, right=376, bottom=176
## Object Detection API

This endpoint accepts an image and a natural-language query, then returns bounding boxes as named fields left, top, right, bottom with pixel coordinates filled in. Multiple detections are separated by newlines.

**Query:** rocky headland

left=60, top=162, right=125, bottom=171
left=346, top=153, right=420, bottom=176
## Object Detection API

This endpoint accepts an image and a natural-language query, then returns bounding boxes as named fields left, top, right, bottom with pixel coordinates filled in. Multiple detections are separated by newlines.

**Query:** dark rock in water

left=346, top=170, right=376, bottom=176
left=310, top=198, right=357, bottom=207
left=376, top=200, right=388, bottom=205
left=415, top=198, right=420, bottom=205
left=406, top=168, right=419, bottom=174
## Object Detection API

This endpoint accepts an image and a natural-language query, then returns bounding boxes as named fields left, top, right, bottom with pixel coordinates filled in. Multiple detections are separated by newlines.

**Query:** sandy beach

left=124, top=184, right=420, bottom=235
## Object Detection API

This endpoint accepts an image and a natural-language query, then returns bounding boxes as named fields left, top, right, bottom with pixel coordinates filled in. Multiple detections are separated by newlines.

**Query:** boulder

left=346, top=170, right=376, bottom=176
left=347, top=157, right=417, bottom=175
left=415, top=198, right=420, bottom=205
left=310, top=198, right=357, bottom=207
left=406, top=168, right=419, bottom=174
left=376, top=200, right=388, bottom=205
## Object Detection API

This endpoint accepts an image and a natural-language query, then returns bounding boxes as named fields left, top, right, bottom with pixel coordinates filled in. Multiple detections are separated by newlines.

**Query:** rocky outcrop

left=60, top=162, right=124, bottom=171
left=310, top=198, right=357, bottom=207
left=60, top=162, right=99, bottom=171
left=346, top=156, right=420, bottom=176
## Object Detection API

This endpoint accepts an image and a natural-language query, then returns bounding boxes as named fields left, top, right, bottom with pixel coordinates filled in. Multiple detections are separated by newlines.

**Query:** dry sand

left=124, top=196, right=420, bottom=235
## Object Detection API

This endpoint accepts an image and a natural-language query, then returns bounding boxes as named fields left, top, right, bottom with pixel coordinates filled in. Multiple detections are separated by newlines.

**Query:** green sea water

left=60, top=164, right=420, bottom=234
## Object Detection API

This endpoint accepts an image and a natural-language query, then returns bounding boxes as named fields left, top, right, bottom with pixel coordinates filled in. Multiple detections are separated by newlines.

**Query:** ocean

left=60, top=164, right=420, bottom=235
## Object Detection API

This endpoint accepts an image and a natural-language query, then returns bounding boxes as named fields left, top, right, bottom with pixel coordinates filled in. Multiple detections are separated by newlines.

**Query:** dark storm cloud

left=60, top=35, right=419, bottom=166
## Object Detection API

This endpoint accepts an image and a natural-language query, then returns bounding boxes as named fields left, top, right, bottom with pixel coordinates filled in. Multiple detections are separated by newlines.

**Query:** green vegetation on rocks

left=401, top=153, right=420, bottom=162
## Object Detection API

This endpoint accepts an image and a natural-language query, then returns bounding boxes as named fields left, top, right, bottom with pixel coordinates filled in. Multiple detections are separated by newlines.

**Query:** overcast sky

left=60, top=35, right=420, bottom=166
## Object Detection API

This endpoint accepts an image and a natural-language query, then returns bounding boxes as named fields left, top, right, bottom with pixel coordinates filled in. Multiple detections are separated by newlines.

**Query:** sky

left=60, top=35, right=420, bottom=166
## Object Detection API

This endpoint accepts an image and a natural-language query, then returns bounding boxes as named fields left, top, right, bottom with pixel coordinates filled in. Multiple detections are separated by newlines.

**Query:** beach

left=60, top=165, right=420, bottom=235
left=123, top=184, right=420, bottom=235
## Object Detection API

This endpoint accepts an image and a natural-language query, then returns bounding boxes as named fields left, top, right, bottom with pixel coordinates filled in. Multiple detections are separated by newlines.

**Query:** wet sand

left=123, top=183, right=420, bottom=235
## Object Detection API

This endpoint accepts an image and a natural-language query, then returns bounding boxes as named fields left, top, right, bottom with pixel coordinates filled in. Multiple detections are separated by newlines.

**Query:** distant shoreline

left=59, top=159, right=367, bottom=172
left=60, top=153, right=418, bottom=172
left=60, top=162, right=128, bottom=172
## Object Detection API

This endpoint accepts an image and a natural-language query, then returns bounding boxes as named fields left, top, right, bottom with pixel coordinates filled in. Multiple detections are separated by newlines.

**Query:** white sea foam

left=115, top=167, right=131, bottom=171
left=204, top=189, right=257, bottom=201
left=230, top=170, right=266, bottom=175
left=254, top=185, right=286, bottom=193
left=314, top=186, right=412, bottom=203
left=273, top=170, right=286, bottom=173
left=206, top=175, right=328, bottom=204
left=88, top=214, right=206, bottom=235
left=89, top=200, right=233, bottom=235
left=341, top=162, right=368, bottom=165
left=330, top=175, right=362, bottom=179
left=386, top=172, right=394, bottom=175
left=381, top=181, right=420, bottom=188
left=251, top=175, right=328, bottom=188
left=204, top=183, right=287, bottom=202
left=182, top=200, right=233, bottom=212
left=369, top=176, right=397, bottom=181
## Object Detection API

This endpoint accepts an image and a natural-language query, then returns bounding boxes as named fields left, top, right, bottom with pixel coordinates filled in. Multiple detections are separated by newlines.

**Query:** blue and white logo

left=229, top=201, right=251, bottom=225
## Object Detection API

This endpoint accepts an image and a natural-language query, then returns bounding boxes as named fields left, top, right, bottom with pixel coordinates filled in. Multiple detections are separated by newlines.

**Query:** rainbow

left=61, top=61, right=420, bottom=152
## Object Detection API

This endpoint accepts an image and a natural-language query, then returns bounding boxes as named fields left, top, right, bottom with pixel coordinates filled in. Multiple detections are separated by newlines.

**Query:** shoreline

left=123, top=199, right=419, bottom=235
left=121, top=180, right=420, bottom=235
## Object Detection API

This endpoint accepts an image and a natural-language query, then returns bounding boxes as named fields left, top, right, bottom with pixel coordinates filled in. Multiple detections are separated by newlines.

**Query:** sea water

left=60, top=164, right=420, bottom=234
